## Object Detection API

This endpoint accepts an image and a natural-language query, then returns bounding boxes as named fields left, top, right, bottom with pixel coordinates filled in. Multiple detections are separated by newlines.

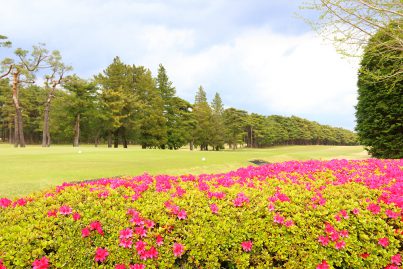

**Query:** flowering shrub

left=0, top=159, right=402, bottom=268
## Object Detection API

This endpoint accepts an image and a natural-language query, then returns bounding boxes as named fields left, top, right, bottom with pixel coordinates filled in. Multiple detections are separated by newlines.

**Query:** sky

left=0, top=0, right=360, bottom=130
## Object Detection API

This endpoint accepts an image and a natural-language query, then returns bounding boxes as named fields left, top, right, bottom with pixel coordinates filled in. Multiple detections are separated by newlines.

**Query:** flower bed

left=0, top=159, right=402, bottom=268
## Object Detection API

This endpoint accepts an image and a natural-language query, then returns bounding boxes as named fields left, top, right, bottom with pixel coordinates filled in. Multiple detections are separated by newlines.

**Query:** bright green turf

left=0, top=144, right=368, bottom=197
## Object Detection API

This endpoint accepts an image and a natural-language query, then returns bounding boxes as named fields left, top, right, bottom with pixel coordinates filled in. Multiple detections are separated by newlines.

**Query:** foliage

left=0, top=159, right=402, bottom=268
left=301, top=0, right=402, bottom=85
left=356, top=24, right=403, bottom=159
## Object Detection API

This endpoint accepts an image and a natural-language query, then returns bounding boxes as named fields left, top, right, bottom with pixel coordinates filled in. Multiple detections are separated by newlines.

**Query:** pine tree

left=210, top=92, right=225, bottom=150
left=193, top=86, right=212, bottom=150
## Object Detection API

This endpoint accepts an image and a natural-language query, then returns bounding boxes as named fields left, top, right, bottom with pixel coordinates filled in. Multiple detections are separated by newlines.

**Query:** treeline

left=0, top=42, right=357, bottom=149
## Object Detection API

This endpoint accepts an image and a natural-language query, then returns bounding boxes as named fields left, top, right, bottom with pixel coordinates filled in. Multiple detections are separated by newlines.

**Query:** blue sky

left=0, top=0, right=359, bottom=130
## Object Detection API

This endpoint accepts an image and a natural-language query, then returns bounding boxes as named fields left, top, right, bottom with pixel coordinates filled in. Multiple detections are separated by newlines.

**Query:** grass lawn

left=0, top=144, right=368, bottom=197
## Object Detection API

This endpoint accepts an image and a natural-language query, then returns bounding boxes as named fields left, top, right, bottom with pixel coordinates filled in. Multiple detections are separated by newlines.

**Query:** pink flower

left=233, top=193, right=249, bottom=207
left=119, top=238, right=133, bottom=248
left=136, top=240, right=146, bottom=254
left=72, top=212, right=81, bottom=221
left=384, top=265, right=399, bottom=269
left=386, top=210, right=400, bottom=219
left=144, top=220, right=155, bottom=229
left=135, top=227, right=147, bottom=238
left=273, top=213, right=285, bottom=224
left=0, top=259, right=6, bottom=269
left=367, top=203, right=381, bottom=214
left=81, top=228, right=90, bottom=238
left=330, top=232, right=340, bottom=242
left=334, top=214, right=341, bottom=222
left=352, top=208, right=360, bottom=215
left=340, top=230, right=349, bottom=238
left=173, top=243, right=185, bottom=257
left=115, top=265, right=126, bottom=269
left=335, top=240, right=346, bottom=249
left=316, top=260, right=329, bottom=269
left=15, top=198, right=27, bottom=207
left=177, top=210, right=187, bottom=220
left=391, top=253, right=401, bottom=265
left=0, top=198, right=12, bottom=208
left=318, top=236, right=329, bottom=246
left=94, top=247, right=109, bottom=262
left=90, top=221, right=104, bottom=236
left=267, top=203, right=275, bottom=211
left=241, top=241, right=253, bottom=252
left=156, top=235, right=164, bottom=246
left=340, top=210, right=349, bottom=219
left=32, top=256, right=49, bottom=269
left=210, top=204, right=219, bottom=214
left=119, top=228, right=133, bottom=239
left=59, top=205, right=72, bottom=215
left=325, top=223, right=336, bottom=235
left=129, top=265, right=146, bottom=269
left=378, top=237, right=389, bottom=248
left=284, top=219, right=294, bottom=227
left=47, top=209, right=57, bottom=217
left=98, top=191, right=109, bottom=198
left=146, top=247, right=158, bottom=259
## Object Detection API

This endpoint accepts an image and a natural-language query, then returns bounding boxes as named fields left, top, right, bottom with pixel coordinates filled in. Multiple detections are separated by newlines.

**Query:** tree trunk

left=113, top=129, right=119, bottom=148
left=12, top=71, right=25, bottom=147
left=73, top=114, right=80, bottom=147
left=94, top=130, right=100, bottom=147
left=107, top=132, right=112, bottom=148
left=42, top=103, right=51, bottom=147
left=190, top=140, right=194, bottom=151
left=8, top=120, right=13, bottom=144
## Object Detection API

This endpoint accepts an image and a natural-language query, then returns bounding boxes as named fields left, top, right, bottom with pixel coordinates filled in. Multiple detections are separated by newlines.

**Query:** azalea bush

left=0, top=159, right=402, bottom=269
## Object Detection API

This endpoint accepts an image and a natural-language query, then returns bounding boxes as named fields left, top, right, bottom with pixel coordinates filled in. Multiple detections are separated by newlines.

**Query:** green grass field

left=0, top=144, right=368, bottom=197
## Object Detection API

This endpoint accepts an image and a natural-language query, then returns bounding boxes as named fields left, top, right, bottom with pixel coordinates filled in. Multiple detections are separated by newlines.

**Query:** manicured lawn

left=0, top=144, right=368, bottom=197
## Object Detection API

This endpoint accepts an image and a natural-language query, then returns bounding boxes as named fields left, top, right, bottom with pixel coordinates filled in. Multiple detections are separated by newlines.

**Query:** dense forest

left=0, top=53, right=357, bottom=150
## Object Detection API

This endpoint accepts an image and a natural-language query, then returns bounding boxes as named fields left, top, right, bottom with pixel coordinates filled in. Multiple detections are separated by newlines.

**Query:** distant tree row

left=1, top=40, right=358, bottom=149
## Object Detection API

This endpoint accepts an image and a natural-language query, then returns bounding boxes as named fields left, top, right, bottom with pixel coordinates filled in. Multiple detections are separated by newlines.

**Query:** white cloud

left=0, top=0, right=359, bottom=129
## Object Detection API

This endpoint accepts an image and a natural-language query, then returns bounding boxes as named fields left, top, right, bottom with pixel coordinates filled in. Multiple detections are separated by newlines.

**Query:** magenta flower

left=94, top=247, right=109, bottom=262
left=340, top=230, right=349, bottom=238
left=316, top=260, right=329, bottom=269
left=115, top=264, right=126, bottom=269
left=210, top=204, right=219, bottom=214
left=135, top=227, right=147, bottom=238
left=0, top=198, right=12, bottom=208
left=0, top=259, right=6, bottom=269
left=144, top=219, right=155, bottom=229
left=146, top=246, right=158, bottom=259
left=47, top=209, right=57, bottom=217
left=173, top=243, right=185, bottom=257
left=352, top=208, right=360, bottom=215
left=72, top=212, right=81, bottom=221
left=129, top=265, right=146, bottom=269
left=391, top=253, right=401, bottom=265
left=330, top=232, right=340, bottom=242
left=335, top=240, right=346, bottom=249
left=81, top=227, right=90, bottom=238
left=32, top=256, right=49, bottom=269
left=119, top=238, right=133, bottom=248
left=59, top=205, right=72, bottom=215
left=241, top=241, right=253, bottom=252
left=284, top=219, right=294, bottom=227
left=386, top=209, right=400, bottom=219
left=177, top=210, right=187, bottom=220
left=90, top=221, right=104, bottom=236
left=367, top=203, right=381, bottom=214
left=378, top=237, right=389, bottom=247
left=273, top=213, right=285, bottom=224
left=119, top=228, right=133, bottom=239
left=135, top=240, right=146, bottom=254
left=340, top=210, right=349, bottom=219
left=318, top=236, right=329, bottom=246
left=156, top=235, right=164, bottom=246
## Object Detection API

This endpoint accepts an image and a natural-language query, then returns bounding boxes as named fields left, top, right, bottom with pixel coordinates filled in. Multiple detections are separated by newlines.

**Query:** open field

left=0, top=144, right=368, bottom=197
